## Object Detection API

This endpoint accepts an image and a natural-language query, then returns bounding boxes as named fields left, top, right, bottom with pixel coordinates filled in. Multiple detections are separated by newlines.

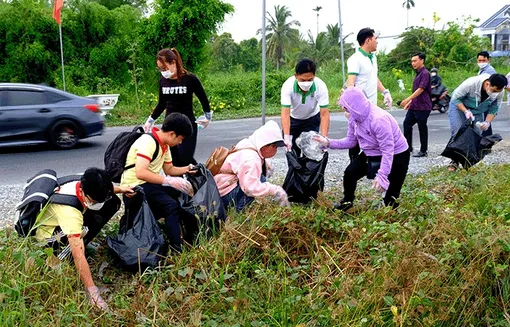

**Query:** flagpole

left=58, top=23, right=66, bottom=92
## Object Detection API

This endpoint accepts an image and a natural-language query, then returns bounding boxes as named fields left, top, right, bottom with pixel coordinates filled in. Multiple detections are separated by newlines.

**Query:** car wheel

left=50, top=120, right=80, bottom=149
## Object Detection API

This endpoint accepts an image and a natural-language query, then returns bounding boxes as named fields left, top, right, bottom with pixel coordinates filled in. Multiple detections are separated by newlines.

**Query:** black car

left=0, top=83, right=104, bottom=149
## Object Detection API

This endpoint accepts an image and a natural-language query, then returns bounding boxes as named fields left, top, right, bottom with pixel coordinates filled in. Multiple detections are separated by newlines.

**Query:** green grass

left=1, top=164, right=510, bottom=326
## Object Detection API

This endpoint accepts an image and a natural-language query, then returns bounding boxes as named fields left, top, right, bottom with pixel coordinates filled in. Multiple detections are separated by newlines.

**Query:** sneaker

left=333, top=201, right=354, bottom=212
left=413, top=151, right=427, bottom=158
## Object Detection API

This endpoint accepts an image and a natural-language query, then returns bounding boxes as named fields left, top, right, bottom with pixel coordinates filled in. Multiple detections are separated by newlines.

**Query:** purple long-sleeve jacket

left=330, top=87, right=408, bottom=190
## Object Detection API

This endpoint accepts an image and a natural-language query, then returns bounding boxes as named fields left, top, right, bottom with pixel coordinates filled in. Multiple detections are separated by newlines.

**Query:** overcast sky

left=218, top=0, right=509, bottom=52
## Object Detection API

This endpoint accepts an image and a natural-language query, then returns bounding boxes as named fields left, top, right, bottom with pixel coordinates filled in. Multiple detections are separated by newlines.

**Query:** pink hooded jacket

left=214, top=120, right=284, bottom=198
left=331, top=87, right=408, bottom=190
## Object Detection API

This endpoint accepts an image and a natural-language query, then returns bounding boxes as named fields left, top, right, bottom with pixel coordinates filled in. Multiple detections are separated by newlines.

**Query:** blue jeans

left=222, top=176, right=267, bottom=212
left=447, top=102, right=484, bottom=136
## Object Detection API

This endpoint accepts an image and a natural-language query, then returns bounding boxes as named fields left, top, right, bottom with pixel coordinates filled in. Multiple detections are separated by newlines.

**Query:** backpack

left=205, top=146, right=235, bottom=176
left=14, top=169, right=83, bottom=237
left=104, top=126, right=159, bottom=183
left=205, top=146, right=260, bottom=176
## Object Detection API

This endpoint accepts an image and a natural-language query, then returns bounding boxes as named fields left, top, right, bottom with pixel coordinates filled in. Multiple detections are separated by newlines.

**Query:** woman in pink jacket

left=214, top=120, right=289, bottom=212
left=315, top=87, right=410, bottom=211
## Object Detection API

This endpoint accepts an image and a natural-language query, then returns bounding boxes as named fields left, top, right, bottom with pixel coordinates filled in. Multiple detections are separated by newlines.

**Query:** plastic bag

left=283, top=150, right=328, bottom=204
left=179, top=164, right=226, bottom=241
left=107, top=187, right=167, bottom=272
left=296, top=131, right=325, bottom=161
left=441, top=119, right=502, bottom=169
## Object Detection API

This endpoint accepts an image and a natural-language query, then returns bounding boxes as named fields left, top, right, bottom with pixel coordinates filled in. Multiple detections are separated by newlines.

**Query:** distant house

left=479, top=5, right=510, bottom=52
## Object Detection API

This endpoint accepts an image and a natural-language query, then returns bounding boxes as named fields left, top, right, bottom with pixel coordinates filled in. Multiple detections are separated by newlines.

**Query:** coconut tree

left=262, top=5, right=301, bottom=70
left=313, top=6, right=322, bottom=38
left=402, top=0, right=415, bottom=28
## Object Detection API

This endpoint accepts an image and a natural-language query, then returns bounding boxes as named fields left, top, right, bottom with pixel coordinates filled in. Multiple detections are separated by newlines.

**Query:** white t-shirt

left=281, top=76, right=329, bottom=120
left=347, top=48, right=379, bottom=104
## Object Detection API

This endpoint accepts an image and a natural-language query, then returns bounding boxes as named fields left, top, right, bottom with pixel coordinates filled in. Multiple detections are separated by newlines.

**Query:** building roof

left=480, top=5, right=510, bottom=28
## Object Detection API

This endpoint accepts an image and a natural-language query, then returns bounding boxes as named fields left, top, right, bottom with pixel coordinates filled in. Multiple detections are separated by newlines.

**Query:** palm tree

left=261, top=5, right=301, bottom=70
left=402, top=0, right=415, bottom=28
left=313, top=6, right=322, bottom=38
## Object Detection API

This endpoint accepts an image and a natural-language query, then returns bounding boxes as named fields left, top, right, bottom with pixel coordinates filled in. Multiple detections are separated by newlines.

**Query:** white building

left=478, top=4, right=510, bottom=52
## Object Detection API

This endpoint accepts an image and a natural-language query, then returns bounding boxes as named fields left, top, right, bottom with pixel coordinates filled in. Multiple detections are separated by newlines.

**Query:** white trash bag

left=296, top=131, right=325, bottom=161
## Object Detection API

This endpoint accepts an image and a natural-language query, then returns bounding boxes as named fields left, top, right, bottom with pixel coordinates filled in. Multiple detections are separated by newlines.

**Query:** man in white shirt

left=281, top=58, right=330, bottom=156
left=346, top=27, right=392, bottom=161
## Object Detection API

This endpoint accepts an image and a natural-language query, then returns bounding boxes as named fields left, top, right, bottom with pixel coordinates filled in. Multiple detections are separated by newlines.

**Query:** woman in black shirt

left=144, top=48, right=212, bottom=166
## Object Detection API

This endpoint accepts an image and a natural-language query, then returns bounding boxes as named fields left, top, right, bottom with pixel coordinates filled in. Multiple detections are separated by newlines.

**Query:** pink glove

left=283, top=135, right=293, bottom=151
left=163, top=176, right=194, bottom=195
left=274, top=186, right=290, bottom=207
left=86, top=286, right=109, bottom=311
left=382, top=89, right=393, bottom=108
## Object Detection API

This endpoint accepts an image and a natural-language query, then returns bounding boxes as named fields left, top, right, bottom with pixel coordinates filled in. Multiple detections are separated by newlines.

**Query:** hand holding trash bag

left=312, top=134, right=330, bottom=148
left=296, top=131, right=326, bottom=161
left=163, top=176, right=193, bottom=195
left=464, top=110, right=474, bottom=121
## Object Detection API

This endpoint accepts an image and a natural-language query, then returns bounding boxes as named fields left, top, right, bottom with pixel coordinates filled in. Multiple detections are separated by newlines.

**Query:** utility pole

left=337, top=0, right=345, bottom=87
left=261, top=0, right=267, bottom=125
left=313, top=6, right=322, bottom=38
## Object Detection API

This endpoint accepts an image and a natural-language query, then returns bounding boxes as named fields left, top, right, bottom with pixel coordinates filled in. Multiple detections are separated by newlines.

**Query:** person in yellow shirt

left=121, top=112, right=195, bottom=253
left=35, top=167, right=134, bottom=311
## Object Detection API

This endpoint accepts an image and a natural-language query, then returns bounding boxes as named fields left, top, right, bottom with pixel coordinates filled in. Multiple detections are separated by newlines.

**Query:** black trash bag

left=283, top=150, right=329, bottom=204
left=178, top=164, right=226, bottom=242
left=107, top=187, right=167, bottom=272
left=441, top=119, right=502, bottom=169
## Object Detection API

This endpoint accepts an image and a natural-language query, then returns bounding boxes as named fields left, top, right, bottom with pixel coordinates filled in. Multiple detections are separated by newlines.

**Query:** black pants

left=138, top=183, right=190, bottom=252
left=403, top=109, right=431, bottom=153
left=342, top=150, right=410, bottom=207
left=170, top=120, right=198, bottom=167
left=349, top=144, right=361, bottom=162
left=290, top=113, right=320, bottom=157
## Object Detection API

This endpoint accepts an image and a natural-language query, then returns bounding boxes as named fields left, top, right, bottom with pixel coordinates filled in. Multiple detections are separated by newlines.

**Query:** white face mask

left=431, top=72, right=437, bottom=77
left=478, top=62, right=488, bottom=69
left=298, top=81, right=313, bottom=92
left=84, top=199, right=105, bottom=211
left=487, top=90, right=500, bottom=100
left=161, top=70, right=175, bottom=79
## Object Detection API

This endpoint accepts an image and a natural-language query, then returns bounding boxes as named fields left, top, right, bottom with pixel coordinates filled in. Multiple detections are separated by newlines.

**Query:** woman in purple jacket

left=315, top=87, right=410, bottom=211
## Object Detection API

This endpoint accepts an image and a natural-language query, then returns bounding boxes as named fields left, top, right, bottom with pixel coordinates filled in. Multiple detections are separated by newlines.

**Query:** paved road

left=1, top=106, right=510, bottom=185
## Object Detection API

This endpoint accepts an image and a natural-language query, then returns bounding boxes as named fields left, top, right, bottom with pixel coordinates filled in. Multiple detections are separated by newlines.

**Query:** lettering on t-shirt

left=162, top=86, right=188, bottom=95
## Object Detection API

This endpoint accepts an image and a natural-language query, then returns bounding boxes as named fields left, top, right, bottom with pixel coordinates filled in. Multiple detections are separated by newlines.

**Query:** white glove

left=163, top=176, right=194, bottom=195
left=478, top=121, right=491, bottom=131
left=274, top=186, right=290, bottom=207
left=144, top=116, right=155, bottom=133
left=382, top=89, right=393, bottom=108
left=372, top=179, right=385, bottom=193
left=86, top=286, right=109, bottom=311
left=464, top=110, right=474, bottom=121
left=197, top=111, right=213, bottom=130
left=283, top=134, right=293, bottom=151
left=312, top=135, right=330, bottom=148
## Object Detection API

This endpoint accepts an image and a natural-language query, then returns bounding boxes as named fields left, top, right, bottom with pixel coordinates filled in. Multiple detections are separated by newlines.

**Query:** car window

left=6, top=90, right=46, bottom=106
left=45, top=91, right=68, bottom=103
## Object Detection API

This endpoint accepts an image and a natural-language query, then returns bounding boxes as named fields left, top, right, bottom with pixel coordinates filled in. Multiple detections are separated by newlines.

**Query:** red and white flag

left=53, top=0, right=63, bottom=25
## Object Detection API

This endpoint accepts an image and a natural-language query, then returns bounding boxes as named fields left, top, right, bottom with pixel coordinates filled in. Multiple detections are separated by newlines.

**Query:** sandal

left=448, top=161, right=458, bottom=172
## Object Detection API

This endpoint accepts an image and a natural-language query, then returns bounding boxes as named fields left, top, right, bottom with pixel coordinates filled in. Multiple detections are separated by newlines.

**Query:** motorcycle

left=430, top=84, right=450, bottom=113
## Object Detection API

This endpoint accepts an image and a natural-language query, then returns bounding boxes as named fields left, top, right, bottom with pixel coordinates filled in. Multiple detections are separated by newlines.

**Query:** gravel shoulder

left=2, top=141, right=510, bottom=228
